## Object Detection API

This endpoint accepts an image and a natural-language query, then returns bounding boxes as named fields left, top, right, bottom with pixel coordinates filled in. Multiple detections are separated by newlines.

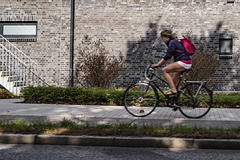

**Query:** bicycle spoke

left=123, top=82, right=158, bottom=117
left=177, top=83, right=212, bottom=119
left=143, top=98, right=157, bottom=101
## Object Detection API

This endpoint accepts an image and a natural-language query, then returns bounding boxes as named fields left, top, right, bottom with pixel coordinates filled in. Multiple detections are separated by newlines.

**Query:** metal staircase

left=0, top=34, right=48, bottom=96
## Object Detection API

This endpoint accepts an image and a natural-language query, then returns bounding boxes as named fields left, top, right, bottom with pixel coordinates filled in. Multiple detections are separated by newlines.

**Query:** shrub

left=75, top=35, right=123, bottom=88
left=22, top=87, right=240, bottom=108
left=0, top=88, right=15, bottom=99
left=182, top=33, right=219, bottom=89
left=213, top=93, right=240, bottom=107
left=22, top=86, right=125, bottom=105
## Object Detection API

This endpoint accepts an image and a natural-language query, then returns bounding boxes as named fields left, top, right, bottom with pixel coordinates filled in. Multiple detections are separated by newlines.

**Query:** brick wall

left=1, top=0, right=240, bottom=91
left=0, top=0, right=70, bottom=86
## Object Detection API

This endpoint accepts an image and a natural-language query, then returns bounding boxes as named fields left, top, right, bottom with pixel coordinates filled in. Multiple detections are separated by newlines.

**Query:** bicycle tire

left=177, top=83, right=212, bottom=119
left=123, top=81, right=159, bottom=117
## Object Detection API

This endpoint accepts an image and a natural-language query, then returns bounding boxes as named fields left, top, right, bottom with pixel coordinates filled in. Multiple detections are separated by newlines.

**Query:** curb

left=0, top=134, right=239, bottom=150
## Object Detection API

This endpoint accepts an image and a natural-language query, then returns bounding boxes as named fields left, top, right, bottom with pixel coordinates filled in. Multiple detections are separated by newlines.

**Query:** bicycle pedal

left=172, top=107, right=178, bottom=111
left=172, top=104, right=179, bottom=111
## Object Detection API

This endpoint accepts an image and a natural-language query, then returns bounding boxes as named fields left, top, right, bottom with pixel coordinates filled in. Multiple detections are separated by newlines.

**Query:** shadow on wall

left=118, top=21, right=240, bottom=91
left=117, top=22, right=166, bottom=88
left=191, top=21, right=239, bottom=91
left=213, top=22, right=240, bottom=91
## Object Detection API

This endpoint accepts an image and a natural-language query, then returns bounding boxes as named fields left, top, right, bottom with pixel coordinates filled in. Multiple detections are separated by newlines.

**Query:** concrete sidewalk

left=0, top=99, right=240, bottom=128
left=0, top=99, right=240, bottom=149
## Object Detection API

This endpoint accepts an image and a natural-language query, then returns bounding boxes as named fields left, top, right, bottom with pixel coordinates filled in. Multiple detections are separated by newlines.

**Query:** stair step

left=0, top=35, right=47, bottom=96
left=1, top=71, right=14, bottom=76
left=14, top=81, right=25, bottom=87
left=8, top=76, right=20, bottom=82
left=0, top=66, right=8, bottom=71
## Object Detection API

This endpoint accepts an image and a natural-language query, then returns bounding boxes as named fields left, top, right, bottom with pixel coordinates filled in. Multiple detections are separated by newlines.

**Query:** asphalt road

left=0, top=144, right=240, bottom=160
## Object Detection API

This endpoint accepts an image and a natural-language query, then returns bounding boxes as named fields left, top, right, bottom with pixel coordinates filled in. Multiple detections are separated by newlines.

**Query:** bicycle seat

left=181, top=68, right=192, bottom=74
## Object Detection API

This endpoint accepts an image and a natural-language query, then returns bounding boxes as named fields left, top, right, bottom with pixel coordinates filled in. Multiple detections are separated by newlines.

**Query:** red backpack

left=177, top=36, right=196, bottom=56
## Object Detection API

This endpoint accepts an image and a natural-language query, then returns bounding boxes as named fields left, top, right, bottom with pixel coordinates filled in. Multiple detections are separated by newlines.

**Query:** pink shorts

left=177, top=61, right=192, bottom=69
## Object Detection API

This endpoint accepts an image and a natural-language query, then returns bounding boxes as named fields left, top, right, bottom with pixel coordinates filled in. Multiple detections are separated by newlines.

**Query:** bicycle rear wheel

left=123, top=82, right=159, bottom=117
left=177, top=83, right=212, bottom=119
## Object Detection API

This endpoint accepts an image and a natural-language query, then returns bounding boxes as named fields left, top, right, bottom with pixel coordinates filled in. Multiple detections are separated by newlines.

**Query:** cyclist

left=151, top=30, right=192, bottom=95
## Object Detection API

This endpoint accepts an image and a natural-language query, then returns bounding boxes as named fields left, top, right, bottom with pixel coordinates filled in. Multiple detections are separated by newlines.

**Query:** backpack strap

left=176, top=50, right=184, bottom=53
left=176, top=49, right=189, bottom=56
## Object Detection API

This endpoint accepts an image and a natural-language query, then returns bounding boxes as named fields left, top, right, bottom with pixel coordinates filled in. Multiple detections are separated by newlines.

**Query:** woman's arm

left=151, top=58, right=168, bottom=68
left=163, top=40, right=177, bottom=61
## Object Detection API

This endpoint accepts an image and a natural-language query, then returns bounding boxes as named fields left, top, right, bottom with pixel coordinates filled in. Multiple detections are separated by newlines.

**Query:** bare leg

left=162, top=62, right=185, bottom=93
left=172, top=72, right=181, bottom=88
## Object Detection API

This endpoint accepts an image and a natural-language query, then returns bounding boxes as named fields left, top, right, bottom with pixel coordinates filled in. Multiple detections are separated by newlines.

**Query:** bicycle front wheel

left=123, top=82, right=159, bottom=117
left=177, top=83, right=213, bottom=119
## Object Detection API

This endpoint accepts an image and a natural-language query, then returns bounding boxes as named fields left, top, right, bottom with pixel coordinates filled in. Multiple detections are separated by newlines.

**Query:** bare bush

left=183, top=35, right=219, bottom=89
left=75, top=35, right=123, bottom=88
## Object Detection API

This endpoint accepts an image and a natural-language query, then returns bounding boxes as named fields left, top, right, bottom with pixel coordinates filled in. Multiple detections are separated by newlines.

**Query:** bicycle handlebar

left=149, top=60, right=154, bottom=64
left=145, top=64, right=156, bottom=81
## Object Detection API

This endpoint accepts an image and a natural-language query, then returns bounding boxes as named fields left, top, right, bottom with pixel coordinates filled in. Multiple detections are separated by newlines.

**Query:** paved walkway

left=0, top=99, right=240, bottom=128
left=1, top=99, right=240, bottom=149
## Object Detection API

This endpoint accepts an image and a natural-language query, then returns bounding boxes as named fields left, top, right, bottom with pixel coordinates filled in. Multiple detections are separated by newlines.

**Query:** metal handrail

left=0, top=34, right=48, bottom=95
left=0, top=44, right=28, bottom=67
left=0, top=35, right=37, bottom=65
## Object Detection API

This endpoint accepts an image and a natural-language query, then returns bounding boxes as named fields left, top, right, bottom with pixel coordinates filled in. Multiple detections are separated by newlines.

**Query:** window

left=0, top=22, right=37, bottom=39
left=219, top=38, right=233, bottom=59
left=219, top=39, right=232, bottom=55
left=227, top=0, right=235, bottom=3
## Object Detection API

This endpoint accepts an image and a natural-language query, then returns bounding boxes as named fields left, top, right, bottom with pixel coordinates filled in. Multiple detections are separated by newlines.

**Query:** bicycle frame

left=124, top=64, right=213, bottom=118
left=146, top=69, right=186, bottom=98
left=186, top=81, right=205, bottom=98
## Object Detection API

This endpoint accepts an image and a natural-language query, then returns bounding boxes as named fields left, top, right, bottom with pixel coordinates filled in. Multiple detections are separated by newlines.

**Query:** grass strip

left=0, top=119, right=240, bottom=139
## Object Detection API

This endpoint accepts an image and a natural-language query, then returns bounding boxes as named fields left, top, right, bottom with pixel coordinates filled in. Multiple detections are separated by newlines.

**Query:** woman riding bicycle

left=151, top=30, right=192, bottom=95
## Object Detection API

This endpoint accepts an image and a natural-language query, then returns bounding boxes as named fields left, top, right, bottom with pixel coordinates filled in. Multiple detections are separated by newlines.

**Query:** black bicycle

left=123, top=63, right=213, bottom=119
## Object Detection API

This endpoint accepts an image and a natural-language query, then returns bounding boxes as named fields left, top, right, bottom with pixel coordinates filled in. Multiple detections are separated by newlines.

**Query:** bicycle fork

left=143, top=82, right=150, bottom=97
left=136, top=82, right=151, bottom=103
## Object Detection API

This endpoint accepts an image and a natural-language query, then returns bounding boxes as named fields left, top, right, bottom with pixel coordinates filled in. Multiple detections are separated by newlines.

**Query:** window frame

left=0, top=21, right=38, bottom=39
left=219, top=38, right=233, bottom=56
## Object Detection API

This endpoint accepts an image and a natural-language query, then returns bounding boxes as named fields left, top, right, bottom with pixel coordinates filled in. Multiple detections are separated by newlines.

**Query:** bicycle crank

left=138, top=97, right=144, bottom=103
left=166, top=96, right=177, bottom=107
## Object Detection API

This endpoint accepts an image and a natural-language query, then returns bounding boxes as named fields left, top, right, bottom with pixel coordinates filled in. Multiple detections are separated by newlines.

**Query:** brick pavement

left=0, top=99, right=240, bottom=128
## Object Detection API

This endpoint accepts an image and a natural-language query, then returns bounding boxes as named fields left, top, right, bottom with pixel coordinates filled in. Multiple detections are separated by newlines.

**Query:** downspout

left=69, top=0, right=75, bottom=87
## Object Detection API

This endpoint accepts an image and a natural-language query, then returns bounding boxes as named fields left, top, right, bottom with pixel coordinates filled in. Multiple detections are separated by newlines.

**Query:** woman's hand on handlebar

left=151, top=64, right=159, bottom=68
left=150, top=58, right=167, bottom=68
